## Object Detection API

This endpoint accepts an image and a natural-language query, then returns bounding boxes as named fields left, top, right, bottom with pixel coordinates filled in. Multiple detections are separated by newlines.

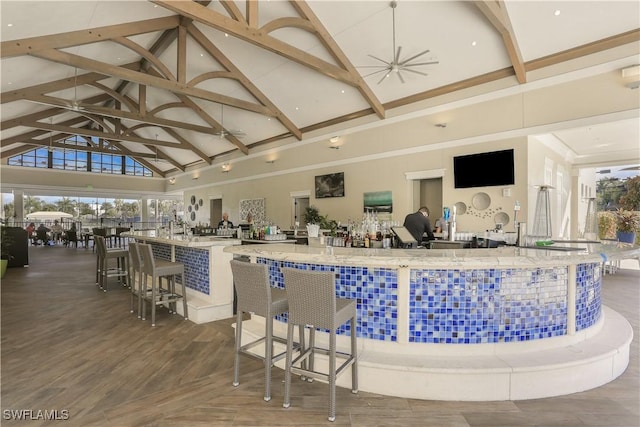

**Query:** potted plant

left=303, top=206, right=338, bottom=237
left=1, top=224, right=15, bottom=278
left=614, top=209, right=640, bottom=244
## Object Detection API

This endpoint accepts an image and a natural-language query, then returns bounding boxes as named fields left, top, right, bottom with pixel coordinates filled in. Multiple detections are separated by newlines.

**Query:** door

left=420, top=178, right=443, bottom=224
left=293, top=197, right=310, bottom=228
left=210, top=198, right=222, bottom=227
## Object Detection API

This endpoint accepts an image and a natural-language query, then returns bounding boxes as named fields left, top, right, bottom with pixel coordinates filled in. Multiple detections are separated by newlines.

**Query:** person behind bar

left=217, top=212, right=234, bottom=229
left=403, top=206, right=435, bottom=246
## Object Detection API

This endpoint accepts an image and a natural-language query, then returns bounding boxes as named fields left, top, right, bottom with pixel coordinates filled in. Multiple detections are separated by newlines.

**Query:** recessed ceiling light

left=7, top=23, right=13, bottom=27
left=200, top=53, right=204, bottom=57
left=295, top=107, right=299, bottom=110
left=341, top=89, right=345, bottom=94
left=554, top=10, right=561, bottom=16
left=225, top=33, right=229, bottom=37
left=471, top=41, right=477, bottom=47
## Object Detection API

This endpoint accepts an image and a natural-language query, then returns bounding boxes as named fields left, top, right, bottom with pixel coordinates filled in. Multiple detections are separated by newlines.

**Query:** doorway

left=420, top=178, right=443, bottom=221
left=210, top=198, right=222, bottom=227
left=292, top=195, right=310, bottom=229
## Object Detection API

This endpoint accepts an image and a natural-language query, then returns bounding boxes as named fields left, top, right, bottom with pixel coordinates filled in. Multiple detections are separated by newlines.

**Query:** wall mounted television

left=453, top=149, right=515, bottom=189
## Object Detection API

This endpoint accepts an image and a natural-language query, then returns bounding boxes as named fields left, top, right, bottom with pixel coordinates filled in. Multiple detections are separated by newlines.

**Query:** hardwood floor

left=1, top=245, right=639, bottom=426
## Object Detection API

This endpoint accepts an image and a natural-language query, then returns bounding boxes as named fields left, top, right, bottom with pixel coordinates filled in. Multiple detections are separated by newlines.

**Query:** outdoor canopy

left=25, top=211, right=73, bottom=220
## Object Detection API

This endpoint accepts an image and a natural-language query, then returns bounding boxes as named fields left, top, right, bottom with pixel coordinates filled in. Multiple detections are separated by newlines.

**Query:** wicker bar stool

left=230, top=260, right=305, bottom=402
left=138, top=243, right=188, bottom=326
left=127, top=242, right=144, bottom=318
left=281, top=267, right=358, bottom=422
left=94, top=235, right=129, bottom=292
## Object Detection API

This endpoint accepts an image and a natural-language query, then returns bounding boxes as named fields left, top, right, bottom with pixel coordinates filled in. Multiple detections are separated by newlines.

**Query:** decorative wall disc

left=472, top=192, right=491, bottom=210
left=453, top=201, right=467, bottom=215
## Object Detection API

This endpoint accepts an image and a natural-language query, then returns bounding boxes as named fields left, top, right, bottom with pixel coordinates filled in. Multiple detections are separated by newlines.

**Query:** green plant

left=303, top=206, right=337, bottom=233
left=0, top=224, right=15, bottom=261
left=619, top=176, right=640, bottom=211
left=614, top=209, right=640, bottom=233
left=598, top=212, right=616, bottom=239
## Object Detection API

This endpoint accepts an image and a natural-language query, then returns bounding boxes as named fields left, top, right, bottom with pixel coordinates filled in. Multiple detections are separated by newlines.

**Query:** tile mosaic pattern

left=150, top=243, right=210, bottom=295
left=258, top=258, right=398, bottom=341
left=176, top=246, right=210, bottom=295
left=409, top=267, right=569, bottom=343
left=575, top=262, right=602, bottom=331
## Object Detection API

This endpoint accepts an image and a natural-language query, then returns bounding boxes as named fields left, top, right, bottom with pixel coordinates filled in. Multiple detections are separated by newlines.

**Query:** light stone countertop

left=224, top=241, right=640, bottom=269
left=122, top=231, right=241, bottom=248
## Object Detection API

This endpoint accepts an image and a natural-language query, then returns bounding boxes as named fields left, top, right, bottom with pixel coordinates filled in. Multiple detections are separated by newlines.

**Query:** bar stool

left=127, top=242, right=144, bottom=318
left=94, top=235, right=129, bottom=292
left=138, top=243, right=188, bottom=326
left=230, top=260, right=305, bottom=402
left=281, top=267, right=358, bottom=422
left=92, top=227, right=107, bottom=253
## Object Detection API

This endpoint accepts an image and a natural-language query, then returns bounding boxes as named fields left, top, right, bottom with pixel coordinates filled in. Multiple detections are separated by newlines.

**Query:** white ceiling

left=1, top=0, right=639, bottom=176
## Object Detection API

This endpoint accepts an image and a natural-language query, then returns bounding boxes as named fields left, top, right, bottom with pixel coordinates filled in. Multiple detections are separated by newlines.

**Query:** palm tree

left=56, top=197, right=76, bottom=216
left=23, top=195, right=43, bottom=215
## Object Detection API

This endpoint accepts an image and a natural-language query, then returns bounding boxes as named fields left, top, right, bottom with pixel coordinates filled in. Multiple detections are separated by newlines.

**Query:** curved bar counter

left=224, top=242, right=639, bottom=401
left=123, top=231, right=241, bottom=324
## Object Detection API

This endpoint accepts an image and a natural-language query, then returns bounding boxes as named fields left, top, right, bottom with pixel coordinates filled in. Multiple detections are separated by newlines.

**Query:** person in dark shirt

left=217, top=212, right=234, bottom=229
left=403, top=206, right=435, bottom=245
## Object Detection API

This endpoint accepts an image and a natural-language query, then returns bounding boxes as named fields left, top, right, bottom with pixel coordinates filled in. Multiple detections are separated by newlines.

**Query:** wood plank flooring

left=1, top=245, right=639, bottom=426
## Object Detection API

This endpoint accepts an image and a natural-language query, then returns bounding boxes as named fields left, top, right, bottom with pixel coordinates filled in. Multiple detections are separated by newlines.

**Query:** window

left=8, top=136, right=152, bottom=177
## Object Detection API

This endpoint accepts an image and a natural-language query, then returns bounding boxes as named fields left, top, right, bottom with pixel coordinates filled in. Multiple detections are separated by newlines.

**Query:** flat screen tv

left=453, top=149, right=515, bottom=189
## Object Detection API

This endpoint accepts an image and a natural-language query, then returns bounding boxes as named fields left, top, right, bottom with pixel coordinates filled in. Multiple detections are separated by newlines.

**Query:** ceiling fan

left=149, top=135, right=169, bottom=164
left=57, top=67, right=86, bottom=111
left=359, top=1, right=439, bottom=84
left=214, top=104, right=245, bottom=139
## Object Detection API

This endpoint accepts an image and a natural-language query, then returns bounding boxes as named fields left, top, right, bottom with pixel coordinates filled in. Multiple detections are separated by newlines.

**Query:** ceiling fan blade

left=402, top=68, right=429, bottom=77
left=399, top=49, right=432, bottom=66
left=397, top=71, right=405, bottom=84
left=361, top=68, right=392, bottom=78
left=368, top=54, right=392, bottom=66
left=395, top=46, right=402, bottom=64
left=407, top=61, right=440, bottom=66
left=377, top=71, right=391, bottom=85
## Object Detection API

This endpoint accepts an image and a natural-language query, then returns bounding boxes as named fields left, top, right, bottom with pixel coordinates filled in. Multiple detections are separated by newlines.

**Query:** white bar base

left=236, top=305, right=632, bottom=401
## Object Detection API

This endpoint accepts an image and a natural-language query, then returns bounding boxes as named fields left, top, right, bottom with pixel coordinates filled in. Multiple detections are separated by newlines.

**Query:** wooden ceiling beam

left=1, top=117, right=90, bottom=145
left=143, top=66, right=249, bottom=155
left=527, top=28, right=640, bottom=71
left=290, top=1, right=385, bottom=119
left=20, top=93, right=225, bottom=136
left=29, top=48, right=273, bottom=116
left=151, top=1, right=362, bottom=87
left=476, top=1, right=526, bottom=84
left=186, top=22, right=302, bottom=140
left=14, top=120, right=182, bottom=148
left=0, top=16, right=180, bottom=58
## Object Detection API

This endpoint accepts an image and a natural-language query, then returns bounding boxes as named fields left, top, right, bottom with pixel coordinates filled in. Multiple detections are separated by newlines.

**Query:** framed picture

left=315, top=172, right=345, bottom=198
left=364, top=191, right=392, bottom=221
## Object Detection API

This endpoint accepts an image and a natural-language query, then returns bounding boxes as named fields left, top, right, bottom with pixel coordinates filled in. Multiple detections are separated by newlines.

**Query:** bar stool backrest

left=92, top=228, right=107, bottom=237
left=128, top=242, right=142, bottom=271
left=94, top=235, right=106, bottom=258
left=138, top=243, right=157, bottom=276
left=230, top=260, right=273, bottom=318
left=281, top=268, right=337, bottom=330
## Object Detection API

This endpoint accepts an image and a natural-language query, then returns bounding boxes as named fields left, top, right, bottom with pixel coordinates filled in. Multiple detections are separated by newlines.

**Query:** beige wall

left=3, top=68, right=638, bottom=236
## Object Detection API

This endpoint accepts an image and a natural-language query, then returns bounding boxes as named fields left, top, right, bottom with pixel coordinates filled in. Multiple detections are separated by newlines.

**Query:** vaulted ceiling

left=1, top=1, right=639, bottom=177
